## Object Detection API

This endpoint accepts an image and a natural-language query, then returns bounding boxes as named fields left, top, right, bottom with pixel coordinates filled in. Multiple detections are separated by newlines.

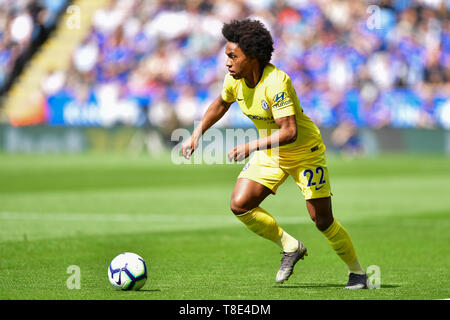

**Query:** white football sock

left=347, top=258, right=365, bottom=275
left=276, top=230, right=299, bottom=253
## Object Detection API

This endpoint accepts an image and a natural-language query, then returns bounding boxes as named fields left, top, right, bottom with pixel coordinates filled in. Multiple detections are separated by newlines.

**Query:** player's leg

left=306, top=196, right=367, bottom=289
left=232, top=151, right=308, bottom=283
left=305, top=196, right=333, bottom=231
left=288, top=150, right=367, bottom=289
left=306, top=196, right=363, bottom=271
left=230, top=177, right=308, bottom=283
left=230, top=177, right=271, bottom=215
left=230, top=177, right=299, bottom=252
left=231, top=151, right=297, bottom=251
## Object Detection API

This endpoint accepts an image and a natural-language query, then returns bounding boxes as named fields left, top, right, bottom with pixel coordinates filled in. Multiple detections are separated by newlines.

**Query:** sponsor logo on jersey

left=272, top=98, right=292, bottom=109
left=244, top=113, right=274, bottom=121
left=274, top=92, right=286, bottom=103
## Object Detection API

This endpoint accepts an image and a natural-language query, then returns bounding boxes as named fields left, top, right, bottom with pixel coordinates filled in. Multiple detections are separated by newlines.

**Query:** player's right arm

left=181, top=96, right=233, bottom=159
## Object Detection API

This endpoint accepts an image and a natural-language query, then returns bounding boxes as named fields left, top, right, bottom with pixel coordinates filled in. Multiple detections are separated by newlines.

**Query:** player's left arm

left=227, top=115, right=297, bottom=162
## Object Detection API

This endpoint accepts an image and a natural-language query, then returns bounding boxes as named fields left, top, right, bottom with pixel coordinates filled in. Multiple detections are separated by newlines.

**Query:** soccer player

left=181, top=19, right=367, bottom=289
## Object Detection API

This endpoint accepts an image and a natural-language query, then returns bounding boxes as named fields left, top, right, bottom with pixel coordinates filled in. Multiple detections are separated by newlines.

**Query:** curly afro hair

left=222, top=19, right=274, bottom=67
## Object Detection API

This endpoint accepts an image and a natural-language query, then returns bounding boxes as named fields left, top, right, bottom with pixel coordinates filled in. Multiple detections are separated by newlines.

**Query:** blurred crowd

left=10, top=0, right=450, bottom=131
left=0, top=0, right=68, bottom=93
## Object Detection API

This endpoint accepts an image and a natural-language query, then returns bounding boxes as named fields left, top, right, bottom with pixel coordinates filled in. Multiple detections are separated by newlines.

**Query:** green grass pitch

left=0, top=152, right=449, bottom=300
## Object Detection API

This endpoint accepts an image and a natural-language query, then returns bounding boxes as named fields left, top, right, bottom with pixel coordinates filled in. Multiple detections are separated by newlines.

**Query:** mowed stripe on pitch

left=0, top=211, right=309, bottom=242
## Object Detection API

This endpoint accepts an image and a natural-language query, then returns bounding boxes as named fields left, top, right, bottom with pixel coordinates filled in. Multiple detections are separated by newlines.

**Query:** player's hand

left=228, top=144, right=250, bottom=162
left=181, top=136, right=199, bottom=159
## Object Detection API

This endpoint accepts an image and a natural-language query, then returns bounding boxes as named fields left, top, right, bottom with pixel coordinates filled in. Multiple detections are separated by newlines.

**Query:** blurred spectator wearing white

left=0, top=0, right=68, bottom=91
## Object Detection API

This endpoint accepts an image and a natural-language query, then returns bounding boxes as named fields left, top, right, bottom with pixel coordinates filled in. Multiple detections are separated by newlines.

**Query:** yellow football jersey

left=221, top=63, right=325, bottom=164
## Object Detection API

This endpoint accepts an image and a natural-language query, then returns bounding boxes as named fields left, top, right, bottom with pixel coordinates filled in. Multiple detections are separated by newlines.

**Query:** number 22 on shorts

left=303, top=167, right=326, bottom=190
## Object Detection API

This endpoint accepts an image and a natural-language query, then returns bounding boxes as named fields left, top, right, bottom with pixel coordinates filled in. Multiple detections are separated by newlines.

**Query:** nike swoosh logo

left=315, top=185, right=324, bottom=190
left=115, top=263, right=128, bottom=285
left=237, top=98, right=243, bottom=101
left=115, top=270, right=122, bottom=285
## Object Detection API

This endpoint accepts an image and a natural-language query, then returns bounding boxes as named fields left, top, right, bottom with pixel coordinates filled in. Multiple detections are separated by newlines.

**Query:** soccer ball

left=108, top=252, right=147, bottom=291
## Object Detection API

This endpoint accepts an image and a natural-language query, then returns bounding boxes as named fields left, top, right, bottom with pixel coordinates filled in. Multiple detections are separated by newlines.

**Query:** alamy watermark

left=66, top=5, right=81, bottom=30
left=367, top=265, right=381, bottom=289
left=66, top=265, right=81, bottom=289
left=366, top=5, right=382, bottom=30
left=64, top=264, right=380, bottom=290
left=171, top=121, right=279, bottom=165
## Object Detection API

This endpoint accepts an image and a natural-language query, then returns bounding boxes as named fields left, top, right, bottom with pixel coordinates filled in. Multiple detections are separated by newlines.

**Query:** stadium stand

left=0, top=0, right=68, bottom=94
left=0, top=0, right=449, bottom=130
left=1, top=0, right=109, bottom=125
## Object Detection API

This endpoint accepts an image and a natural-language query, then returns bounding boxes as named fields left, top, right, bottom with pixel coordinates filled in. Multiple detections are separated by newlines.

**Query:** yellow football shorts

left=238, top=148, right=332, bottom=200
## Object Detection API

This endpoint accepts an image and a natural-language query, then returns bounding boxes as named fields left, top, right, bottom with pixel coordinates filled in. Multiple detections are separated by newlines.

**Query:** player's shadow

left=274, top=283, right=342, bottom=289
left=274, top=283, right=400, bottom=289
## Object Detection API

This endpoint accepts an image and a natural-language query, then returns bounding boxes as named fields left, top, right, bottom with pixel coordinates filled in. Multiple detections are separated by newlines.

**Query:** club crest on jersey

left=274, top=92, right=286, bottom=103
left=261, top=99, right=269, bottom=110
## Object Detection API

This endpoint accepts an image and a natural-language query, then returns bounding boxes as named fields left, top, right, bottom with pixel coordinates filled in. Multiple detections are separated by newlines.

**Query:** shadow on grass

left=138, top=289, right=162, bottom=292
left=273, top=283, right=400, bottom=289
